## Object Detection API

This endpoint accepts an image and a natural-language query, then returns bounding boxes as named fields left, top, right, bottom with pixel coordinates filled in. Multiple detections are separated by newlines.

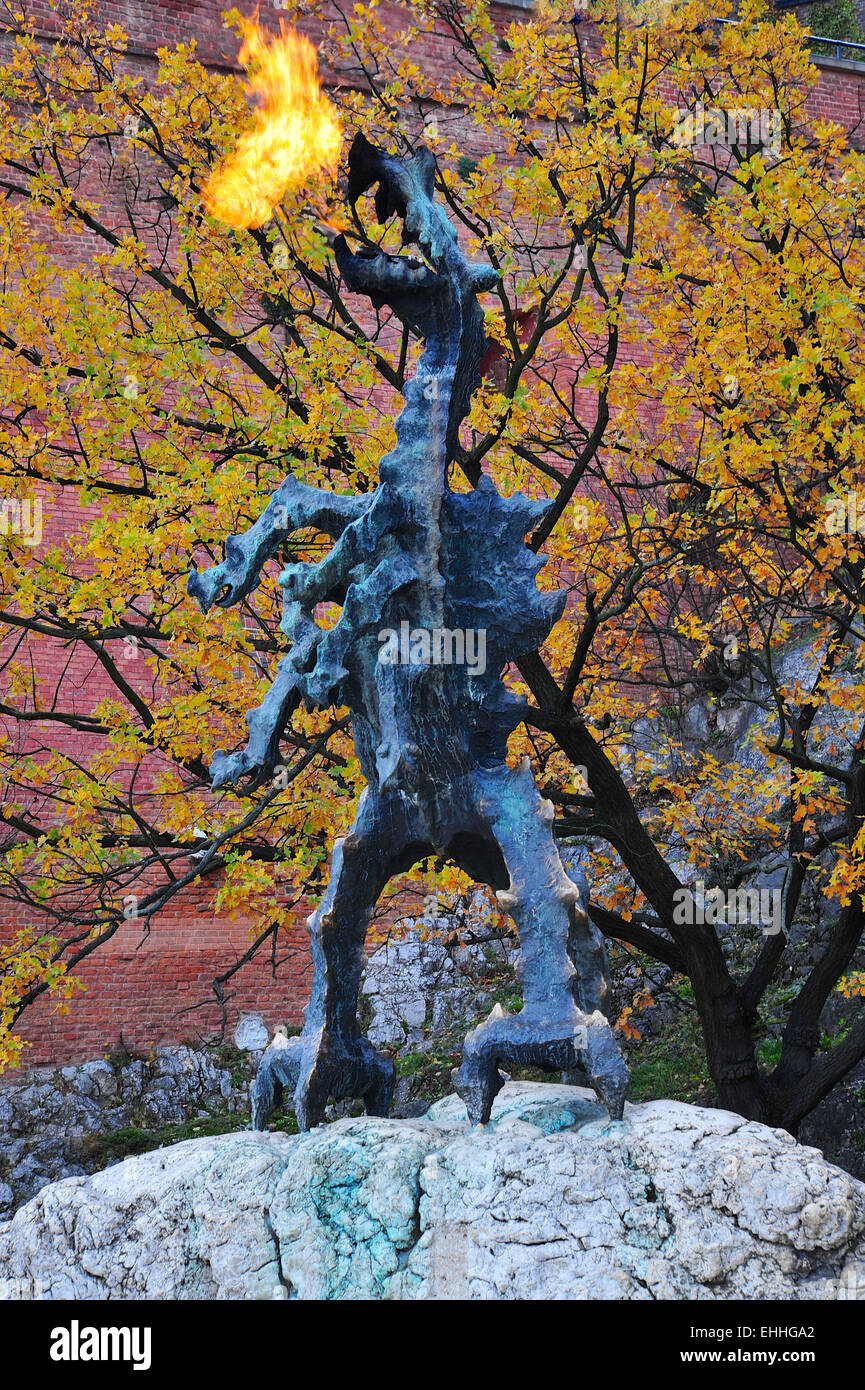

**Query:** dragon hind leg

left=452, top=761, right=629, bottom=1125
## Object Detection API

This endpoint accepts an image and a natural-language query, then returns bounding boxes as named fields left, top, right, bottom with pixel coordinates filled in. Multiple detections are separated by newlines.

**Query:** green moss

left=820, top=1017, right=853, bottom=1050
left=492, top=984, right=523, bottom=1013
left=268, top=1113, right=299, bottom=1135
left=103, top=1043, right=133, bottom=1073
left=393, top=1045, right=463, bottom=1106
left=88, top=1125, right=152, bottom=1155
left=358, top=993, right=373, bottom=1031
left=395, top=1051, right=429, bottom=1078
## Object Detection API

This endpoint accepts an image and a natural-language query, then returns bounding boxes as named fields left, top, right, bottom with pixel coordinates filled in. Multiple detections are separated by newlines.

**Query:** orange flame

left=203, top=20, right=342, bottom=230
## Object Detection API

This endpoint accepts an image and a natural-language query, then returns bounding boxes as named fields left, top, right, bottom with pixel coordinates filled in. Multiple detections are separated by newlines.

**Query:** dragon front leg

left=301, top=553, right=418, bottom=707
left=287, top=787, right=429, bottom=1130
left=277, top=483, right=407, bottom=609
left=188, top=476, right=379, bottom=789
left=187, top=474, right=372, bottom=614
left=207, top=643, right=306, bottom=789
left=204, top=548, right=417, bottom=789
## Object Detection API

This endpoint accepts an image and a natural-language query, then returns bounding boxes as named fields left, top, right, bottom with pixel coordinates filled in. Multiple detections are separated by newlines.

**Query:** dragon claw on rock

left=290, top=1030, right=395, bottom=1132
left=453, top=1003, right=629, bottom=1126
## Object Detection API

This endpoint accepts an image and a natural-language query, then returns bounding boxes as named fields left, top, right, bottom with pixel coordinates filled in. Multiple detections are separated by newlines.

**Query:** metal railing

left=809, top=35, right=865, bottom=60
left=715, top=14, right=865, bottom=62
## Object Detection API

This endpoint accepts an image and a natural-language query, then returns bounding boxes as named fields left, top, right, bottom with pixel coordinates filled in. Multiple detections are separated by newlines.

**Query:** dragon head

left=333, top=133, right=497, bottom=457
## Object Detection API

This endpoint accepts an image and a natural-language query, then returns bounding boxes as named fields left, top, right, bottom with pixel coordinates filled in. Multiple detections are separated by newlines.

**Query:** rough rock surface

left=0, top=1046, right=239, bottom=1218
left=1, top=1081, right=863, bottom=1300
left=361, top=909, right=508, bottom=1050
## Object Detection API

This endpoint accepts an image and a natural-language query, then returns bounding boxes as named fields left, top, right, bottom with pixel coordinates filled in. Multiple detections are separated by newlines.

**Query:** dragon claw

left=453, top=1004, right=628, bottom=1126
left=292, top=1030, right=394, bottom=1131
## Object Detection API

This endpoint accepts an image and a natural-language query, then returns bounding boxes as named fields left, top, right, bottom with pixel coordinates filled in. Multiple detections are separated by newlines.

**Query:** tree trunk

left=518, top=652, right=769, bottom=1122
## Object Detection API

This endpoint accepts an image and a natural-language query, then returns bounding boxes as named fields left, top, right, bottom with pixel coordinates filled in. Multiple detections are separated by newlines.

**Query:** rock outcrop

left=1, top=1082, right=863, bottom=1300
left=0, top=1046, right=241, bottom=1218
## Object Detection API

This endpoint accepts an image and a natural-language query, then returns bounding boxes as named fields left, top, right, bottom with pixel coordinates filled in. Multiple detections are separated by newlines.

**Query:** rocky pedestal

left=1, top=1082, right=863, bottom=1300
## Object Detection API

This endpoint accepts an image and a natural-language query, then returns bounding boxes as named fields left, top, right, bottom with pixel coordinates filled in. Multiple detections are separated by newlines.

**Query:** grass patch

left=85, top=1110, right=251, bottom=1165
left=627, top=1011, right=714, bottom=1106
left=756, top=1038, right=783, bottom=1070
left=396, top=1052, right=429, bottom=1078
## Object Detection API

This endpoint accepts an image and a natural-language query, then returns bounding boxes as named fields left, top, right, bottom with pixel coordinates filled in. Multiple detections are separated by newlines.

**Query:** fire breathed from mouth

left=202, top=19, right=342, bottom=229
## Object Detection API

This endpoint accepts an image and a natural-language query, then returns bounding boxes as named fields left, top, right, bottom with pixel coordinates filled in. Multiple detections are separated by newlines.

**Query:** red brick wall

left=4, top=4, right=865, bottom=1068
left=0, top=893, right=314, bottom=1065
